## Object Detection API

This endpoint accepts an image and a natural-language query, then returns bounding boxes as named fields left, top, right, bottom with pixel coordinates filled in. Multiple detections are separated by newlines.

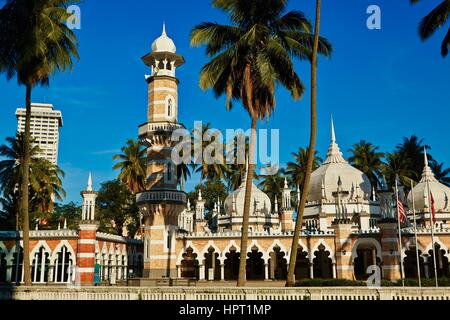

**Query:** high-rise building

left=16, top=103, right=63, bottom=165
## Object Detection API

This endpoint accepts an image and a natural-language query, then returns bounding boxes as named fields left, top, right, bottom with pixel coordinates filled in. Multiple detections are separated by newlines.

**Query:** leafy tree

left=0, top=0, right=80, bottom=286
left=113, top=139, right=146, bottom=194
left=47, top=202, right=81, bottom=230
left=411, top=0, right=450, bottom=57
left=191, top=0, right=331, bottom=286
left=382, top=152, right=416, bottom=189
left=188, top=177, right=228, bottom=215
left=348, top=140, right=384, bottom=189
left=0, top=194, right=16, bottom=230
left=286, top=147, right=322, bottom=190
left=96, top=180, right=139, bottom=237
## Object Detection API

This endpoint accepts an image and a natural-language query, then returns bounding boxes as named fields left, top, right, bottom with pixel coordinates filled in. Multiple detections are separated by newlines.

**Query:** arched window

left=0, top=248, right=7, bottom=283
left=167, top=163, right=172, bottom=182
left=53, top=245, right=73, bottom=283
left=31, top=246, right=50, bottom=283
left=168, top=99, right=172, bottom=117
left=11, top=247, right=23, bottom=284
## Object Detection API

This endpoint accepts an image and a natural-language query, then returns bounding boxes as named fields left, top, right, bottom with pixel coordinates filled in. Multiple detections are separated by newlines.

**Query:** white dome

left=408, top=151, right=450, bottom=213
left=151, top=24, right=176, bottom=53
left=224, top=181, right=272, bottom=216
left=308, top=120, right=371, bottom=202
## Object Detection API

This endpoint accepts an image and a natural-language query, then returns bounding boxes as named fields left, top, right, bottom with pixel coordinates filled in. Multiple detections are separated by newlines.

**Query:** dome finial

left=162, top=22, right=167, bottom=36
left=424, top=147, right=429, bottom=167
left=87, top=172, right=93, bottom=192
left=331, top=116, right=336, bottom=143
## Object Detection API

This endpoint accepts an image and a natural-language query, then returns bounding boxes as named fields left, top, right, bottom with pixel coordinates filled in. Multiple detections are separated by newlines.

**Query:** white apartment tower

left=16, top=103, right=63, bottom=165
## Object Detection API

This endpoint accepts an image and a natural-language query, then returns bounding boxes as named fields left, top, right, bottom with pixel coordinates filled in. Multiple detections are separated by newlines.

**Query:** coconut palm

left=411, top=0, right=450, bottom=57
left=348, top=140, right=384, bottom=189
left=286, top=147, right=322, bottom=189
left=0, top=135, right=65, bottom=228
left=177, top=163, right=192, bottom=191
left=191, top=0, right=331, bottom=287
left=0, top=0, right=79, bottom=286
left=192, top=123, right=228, bottom=182
left=29, top=159, right=65, bottom=223
left=395, top=135, right=430, bottom=181
left=257, top=164, right=285, bottom=211
left=430, top=160, right=450, bottom=186
left=224, top=135, right=250, bottom=192
left=113, top=139, right=147, bottom=194
left=287, top=0, right=325, bottom=287
left=382, top=152, right=417, bottom=188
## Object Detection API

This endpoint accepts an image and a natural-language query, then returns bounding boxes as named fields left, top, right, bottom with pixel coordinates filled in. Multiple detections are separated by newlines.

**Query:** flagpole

left=426, top=180, right=439, bottom=287
left=410, top=180, right=421, bottom=287
left=395, top=178, right=405, bottom=287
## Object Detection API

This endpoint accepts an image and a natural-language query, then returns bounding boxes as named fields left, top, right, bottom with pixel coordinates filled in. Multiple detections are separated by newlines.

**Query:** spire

left=87, top=173, right=93, bottom=192
left=187, top=198, right=191, bottom=210
left=324, top=118, right=347, bottom=164
left=284, top=177, right=289, bottom=189
left=297, top=185, right=301, bottom=202
left=331, top=116, right=336, bottom=143
left=64, top=219, right=67, bottom=229
left=421, top=147, right=438, bottom=183
left=198, top=189, right=203, bottom=201
left=162, top=22, right=167, bottom=36
left=275, top=195, right=279, bottom=213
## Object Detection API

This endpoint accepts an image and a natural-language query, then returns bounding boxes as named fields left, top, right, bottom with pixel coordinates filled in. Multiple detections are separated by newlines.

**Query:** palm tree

left=348, top=140, right=384, bottom=189
left=0, top=0, right=79, bottom=286
left=287, top=0, right=324, bottom=287
left=382, top=152, right=416, bottom=188
left=0, top=135, right=40, bottom=229
left=177, top=163, right=192, bottom=191
left=113, top=139, right=147, bottom=194
left=257, top=164, right=285, bottom=211
left=191, top=0, right=331, bottom=287
left=29, top=159, right=65, bottom=223
left=224, top=135, right=250, bottom=192
left=192, top=123, right=228, bottom=182
left=286, top=147, right=322, bottom=189
left=430, top=160, right=450, bottom=186
left=396, top=135, right=430, bottom=181
left=411, top=0, right=450, bottom=57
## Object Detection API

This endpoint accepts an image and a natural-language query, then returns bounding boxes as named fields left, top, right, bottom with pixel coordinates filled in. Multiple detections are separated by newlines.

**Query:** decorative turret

left=282, top=177, right=291, bottom=209
left=81, top=173, right=98, bottom=221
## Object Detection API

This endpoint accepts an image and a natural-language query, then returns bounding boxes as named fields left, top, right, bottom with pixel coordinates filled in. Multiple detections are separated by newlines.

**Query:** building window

left=168, top=99, right=172, bottom=117
left=167, top=163, right=172, bottom=182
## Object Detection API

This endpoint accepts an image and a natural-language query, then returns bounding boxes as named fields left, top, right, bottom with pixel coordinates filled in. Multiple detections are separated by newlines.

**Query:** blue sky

left=0, top=0, right=449, bottom=204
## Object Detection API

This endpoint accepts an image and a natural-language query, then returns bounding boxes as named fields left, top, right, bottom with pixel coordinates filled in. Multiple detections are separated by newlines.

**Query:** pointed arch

left=176, top=241, right=201, bottom=265
left=311, top=240, right=336, bottom=263
left=50, top=240, right=76, bottom=265
left=264, top=240, right=290, bottom=261
left=199, top=241, right=222, bottom=262
left=351, top=238, right=382, bottom=263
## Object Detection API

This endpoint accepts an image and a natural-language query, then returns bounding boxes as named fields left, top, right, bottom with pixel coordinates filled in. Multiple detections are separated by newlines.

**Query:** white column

left=309, top=263, right=314, bottom=279
left=61, top=247, right=66, bottom=282
left=54, top=257, right=59, bottom=283
left=220, top=264, right=225, bottom=281
left=332, top=263, right=337, bottom=279
left=177, top=265, right=181, bottom=279
left=199, top=265, right=205, bottom=280
left=39, top=251, right=46, bottom=283
left=264, top=264, right=269, bottom=280
left=6, top=265, right=12, bottom=283
left=33, top=253, right=38, bottom=283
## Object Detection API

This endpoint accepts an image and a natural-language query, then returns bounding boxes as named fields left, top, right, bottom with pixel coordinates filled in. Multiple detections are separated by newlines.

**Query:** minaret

left=137, top=24, right=187, bottom=279
left=194, top=190, right=207, bottom=233
left=280, top=177, right=294, bottom=232
left=77, top=173, right=99, bottom=286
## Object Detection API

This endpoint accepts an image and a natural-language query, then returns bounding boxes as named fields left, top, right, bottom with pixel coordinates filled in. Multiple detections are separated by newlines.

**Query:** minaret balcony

left=138, top=121, right=185, bottom=138
left=136, top=190, right=187, bottom=205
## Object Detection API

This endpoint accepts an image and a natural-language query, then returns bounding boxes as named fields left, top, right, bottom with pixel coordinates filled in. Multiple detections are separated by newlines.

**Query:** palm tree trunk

left=237, top=116, right=257, bottom=287
left=21, top=84, right=33, bottom=286
left=286, top=0, right=321, bottom=287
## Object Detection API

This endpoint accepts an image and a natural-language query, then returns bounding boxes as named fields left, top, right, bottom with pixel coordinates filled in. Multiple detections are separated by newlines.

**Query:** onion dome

left=408, top=149, right=450, bottom=213
left=307, top=119, right=372, bottom=202
left=151, top=23, right=176, bottom=53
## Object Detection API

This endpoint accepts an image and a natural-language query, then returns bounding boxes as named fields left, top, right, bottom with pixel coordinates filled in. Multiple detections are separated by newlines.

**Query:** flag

left=397, top=198, right=407, bottom=224
left=430, top=192, right=437, bottom=224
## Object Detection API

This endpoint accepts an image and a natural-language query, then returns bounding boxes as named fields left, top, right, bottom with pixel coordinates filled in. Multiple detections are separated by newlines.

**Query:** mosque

left=1, top=25, right=450, bottom=286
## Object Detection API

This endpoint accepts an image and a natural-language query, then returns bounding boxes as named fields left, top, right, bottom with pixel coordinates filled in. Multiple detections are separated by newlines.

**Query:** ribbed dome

left=224, top=181, right=271, bottom=216
left=151, top=23, right=176, bottom=53
left=408, top=150, right=450, bottom=213
left=308, top=120, right=372, bottom=202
